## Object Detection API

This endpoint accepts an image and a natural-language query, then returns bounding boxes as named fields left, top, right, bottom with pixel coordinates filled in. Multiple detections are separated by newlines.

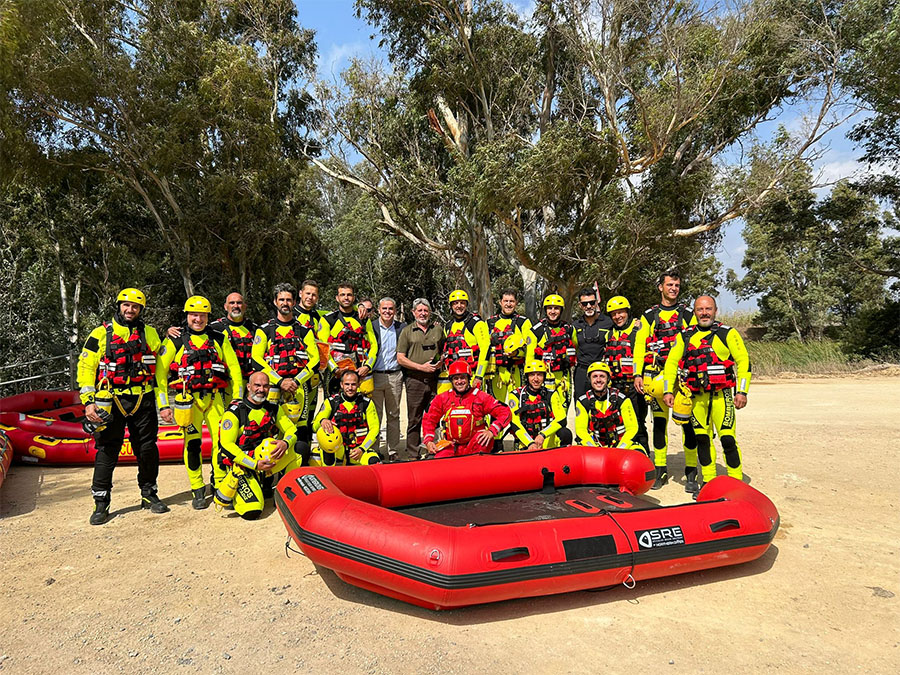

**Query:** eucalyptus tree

left=311, top=0, right=857, bottom=314
left=1, top=0, right=318, bottom=296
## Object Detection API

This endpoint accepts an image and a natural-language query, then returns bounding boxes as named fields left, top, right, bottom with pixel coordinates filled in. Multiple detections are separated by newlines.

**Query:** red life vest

left=443, top=405, right=478, bottom=443
left=488, top=315, right=525, bottom=369
left=605, top=322, right=637, bottom=388
left=220, top=400, right=278, bottom=465
left=580, top=388, right=627, bottom=446
left=328, top=394, right=370, bottom=450
left=442, top=314, right=481, bottom=368
left=99, top=321, right=156, bottom=387
left=213, top=318, right=256, bottom=378
left=535, top=320, right=575, bottom=373
left=262, top=320, right=311, bottom=378
left=326, top=313, right=367, bottom=366
left=644, top=304, right=690, bottom=365
left=681, top=324, right=737, bottom=394
left=514, top=387, right=554, bottom=438
left=172, top=332, right=229, bottom=393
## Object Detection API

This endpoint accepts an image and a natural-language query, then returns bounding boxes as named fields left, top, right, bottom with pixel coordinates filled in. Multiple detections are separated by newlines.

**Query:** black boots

left=684, top=468, right=700, bottom=497
left=192, top=487, right=209, bottom=510
left=651, top=466, right=669, bottom=490
left=141, top=491, right=170, bottom=514
left=89, top=500, right=110, bottom=525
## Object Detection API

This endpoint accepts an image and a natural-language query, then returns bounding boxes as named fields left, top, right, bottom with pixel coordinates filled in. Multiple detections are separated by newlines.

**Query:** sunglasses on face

left=580, top=300, right=596, bottom=306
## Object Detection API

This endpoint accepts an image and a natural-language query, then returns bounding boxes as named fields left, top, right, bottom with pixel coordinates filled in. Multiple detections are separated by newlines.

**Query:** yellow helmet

left=644, top=375, right=664, bottom=400
left=255, top=438, right=281, bottom=461
left=448, top=289, right=469, bottom=303
left=587, top=362, right=612, bottom=377
left=502, top=333, right=526, bottom=355
left=606, top=296, right=630, bottom=313
left=117, top=288, right=146, bottom=307
left=183, top=295, right=212, bottom=313
left=316, top=426, right=344, bottom=453
left=543, top=294, right=565, bottom=309
left=282, top=399, right=303, bottom=423
left=523, top=360, right=547, bottom=375
left=358, top=373, right=374, bottom=395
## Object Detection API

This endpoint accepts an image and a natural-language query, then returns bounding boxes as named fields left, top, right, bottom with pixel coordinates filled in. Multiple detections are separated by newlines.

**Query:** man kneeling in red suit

left=422, top=361, right=511, bottom=458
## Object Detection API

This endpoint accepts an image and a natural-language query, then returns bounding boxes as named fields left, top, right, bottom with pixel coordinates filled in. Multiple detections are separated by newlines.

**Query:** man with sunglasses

left=572, top=288, right=614, bottom=401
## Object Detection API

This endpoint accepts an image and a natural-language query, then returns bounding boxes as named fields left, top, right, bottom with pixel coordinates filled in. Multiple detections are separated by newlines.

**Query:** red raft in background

left=275, top=446, right=779, bottom=610
left=0, top=430, right=12, bottom=489
left=0, top=390, right=211, bottom=466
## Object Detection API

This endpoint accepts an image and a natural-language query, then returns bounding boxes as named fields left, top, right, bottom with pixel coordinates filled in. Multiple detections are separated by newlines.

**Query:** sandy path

left=1, top=378, right=898, bottom=674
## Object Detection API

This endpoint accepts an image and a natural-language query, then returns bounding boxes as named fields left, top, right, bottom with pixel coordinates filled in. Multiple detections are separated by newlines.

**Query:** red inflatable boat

left=0, top=390, right=211, bottom=465
left=0, top=430, right=12, bottom=489
left=275, top=446, right=779, bottom=610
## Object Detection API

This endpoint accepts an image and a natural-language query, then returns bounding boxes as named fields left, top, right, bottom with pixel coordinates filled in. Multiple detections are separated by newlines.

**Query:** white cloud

left=815, top=157, right=866, bottom=185
left=319, top=41, right=366, bottom=78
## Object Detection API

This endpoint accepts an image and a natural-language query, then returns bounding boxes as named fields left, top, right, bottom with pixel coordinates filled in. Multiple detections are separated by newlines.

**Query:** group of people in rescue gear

left=77, top=271, right=750, bottom=524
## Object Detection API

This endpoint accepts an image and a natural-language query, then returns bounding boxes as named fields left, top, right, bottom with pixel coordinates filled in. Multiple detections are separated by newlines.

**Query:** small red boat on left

left=0, top=430, right=13, bottom=489
left=0, top=390, right=211, bottom=466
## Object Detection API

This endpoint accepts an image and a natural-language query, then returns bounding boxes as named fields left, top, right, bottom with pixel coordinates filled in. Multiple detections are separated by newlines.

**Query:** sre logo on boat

left=636, top=526, right=685, bottom=549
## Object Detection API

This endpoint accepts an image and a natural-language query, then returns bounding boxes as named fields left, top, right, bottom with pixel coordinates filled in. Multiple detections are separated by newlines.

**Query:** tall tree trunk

left=239, top=256, right=248, bottom=298
left=50, top=224, right=82, bottom=387
left=179, top=263, right=194, bottom=298
left=469, top=217, right=492, bottom=317
left=518, top=264, right=539, bottom=320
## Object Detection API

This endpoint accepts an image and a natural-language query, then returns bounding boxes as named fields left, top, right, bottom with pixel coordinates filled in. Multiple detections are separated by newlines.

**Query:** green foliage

left=841, top=0, right=900, bottom=170
left=839, top=300, right=900, bottom=360
left=729, top=167, right=890, bottom=341
left=328, top=0, right=851, bottom=314
left=1, top=0, right=319, bottom=295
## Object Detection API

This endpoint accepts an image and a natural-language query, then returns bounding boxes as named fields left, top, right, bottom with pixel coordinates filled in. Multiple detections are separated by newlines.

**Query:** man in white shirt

left=371, top=297, right=407, bottom=461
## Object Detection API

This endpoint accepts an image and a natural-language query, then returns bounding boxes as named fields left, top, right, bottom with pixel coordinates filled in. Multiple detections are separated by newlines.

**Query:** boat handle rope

left=284, top=535, right=305, bottom=558
left=602, top=509, right=637, bottom=591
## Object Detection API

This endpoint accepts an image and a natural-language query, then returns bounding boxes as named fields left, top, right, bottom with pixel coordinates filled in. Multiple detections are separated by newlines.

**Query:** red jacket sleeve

left=422, top=391, right=447, bottom=443
left=478, top=391, right=511, bottom=435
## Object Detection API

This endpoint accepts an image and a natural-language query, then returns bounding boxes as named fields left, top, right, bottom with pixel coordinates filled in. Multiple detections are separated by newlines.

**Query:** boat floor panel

left=396, top=486, right=656, bottom=526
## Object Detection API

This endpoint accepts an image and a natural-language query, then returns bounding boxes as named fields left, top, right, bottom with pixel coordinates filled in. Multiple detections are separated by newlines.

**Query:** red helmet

left=448, top=361, right=471, bottom=377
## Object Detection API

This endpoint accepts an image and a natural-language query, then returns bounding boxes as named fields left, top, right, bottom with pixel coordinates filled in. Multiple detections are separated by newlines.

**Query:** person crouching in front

left=421, top=361, right=511, bottom=458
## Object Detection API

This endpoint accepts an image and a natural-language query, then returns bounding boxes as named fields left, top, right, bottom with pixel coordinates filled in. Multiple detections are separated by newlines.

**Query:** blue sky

left=295, top=0, right=868, bottom=312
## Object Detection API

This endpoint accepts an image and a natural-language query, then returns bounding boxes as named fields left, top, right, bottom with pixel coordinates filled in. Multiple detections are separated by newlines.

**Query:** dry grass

left=718, top=310, right=759, bottom=330
left=747, top=339, right=862, bottom=377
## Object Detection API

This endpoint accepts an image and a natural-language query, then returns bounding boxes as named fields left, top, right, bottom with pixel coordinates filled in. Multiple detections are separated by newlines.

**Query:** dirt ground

left=1, top=377, right=898, bottom=674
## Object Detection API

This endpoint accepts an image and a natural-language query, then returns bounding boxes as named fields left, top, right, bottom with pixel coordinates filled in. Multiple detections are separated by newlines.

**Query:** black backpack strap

left=104, top=322, right=115, bottom=361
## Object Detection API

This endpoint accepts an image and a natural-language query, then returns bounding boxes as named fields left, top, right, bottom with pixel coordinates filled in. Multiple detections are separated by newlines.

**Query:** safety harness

left=580, top=388, right=627, bottom=446
left=515, top=387, right=554, bottom=438
left=326, top=313, right=367, bottom=366
left=644, top=304, right=690, bottom=364
left=173, top=331, right=229, bottom=393
left=327, top=394, right=370, bottom=449
left=535, top=320, right=576, bottom=372
left=99, top=321, right=155, bottom=388
left=488, top=314, right=527, bottom=369
left=261, top=320, right=311, bottom=378
left=605, top=320, right=638, bottom=388
left=680, top=323, right=736, bottom=394
left=442, top=314, right=481, bottom=368
left=222, top=400, right=278, bottom=464
left=216, top=318, right=256, bottom=378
